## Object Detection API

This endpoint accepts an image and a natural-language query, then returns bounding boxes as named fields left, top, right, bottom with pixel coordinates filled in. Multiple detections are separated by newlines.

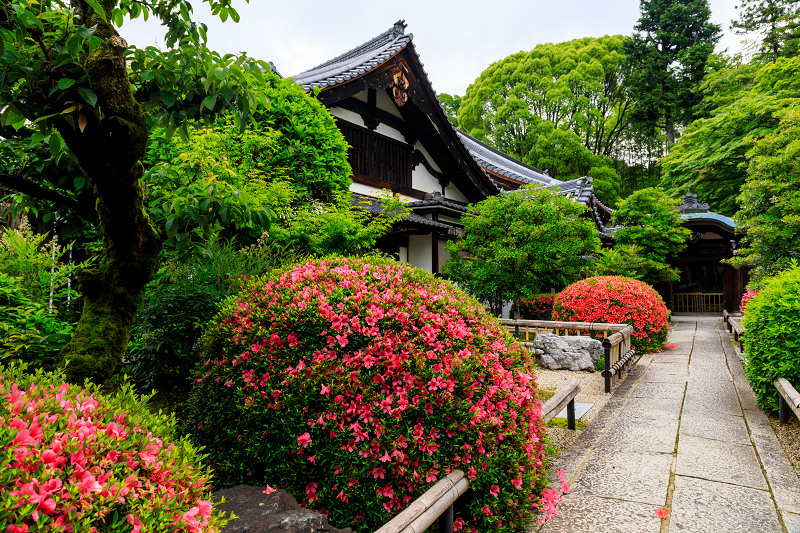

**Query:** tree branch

left=0, top=171, right=80, bottom=211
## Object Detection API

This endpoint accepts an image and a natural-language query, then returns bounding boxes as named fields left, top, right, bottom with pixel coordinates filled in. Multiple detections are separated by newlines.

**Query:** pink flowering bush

left=0, top=363, right=228, bottom=532
left=740, top=290, right=759, bottom=313
left=186, top=256, right=548, bottom=532
left=553, top=276, right=669, bottom=353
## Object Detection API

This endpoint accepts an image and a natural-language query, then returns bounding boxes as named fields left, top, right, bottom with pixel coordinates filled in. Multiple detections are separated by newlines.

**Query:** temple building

left=289, top=21, right=746, bottom=312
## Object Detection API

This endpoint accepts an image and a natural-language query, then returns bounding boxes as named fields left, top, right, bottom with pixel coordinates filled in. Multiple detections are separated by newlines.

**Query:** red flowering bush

left=552, top=276, right=669, bottom=353
left=0, top=363, right=227, bottom=533
left=186, top=256, right=548, bottom=532
left=518, top=294, right=556, bottom=320
left=740, top=290, right=759, bottom=313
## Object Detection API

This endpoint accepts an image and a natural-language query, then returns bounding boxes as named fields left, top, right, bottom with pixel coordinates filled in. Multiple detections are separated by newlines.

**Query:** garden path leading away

left=534, top=317, right=800, bottom=533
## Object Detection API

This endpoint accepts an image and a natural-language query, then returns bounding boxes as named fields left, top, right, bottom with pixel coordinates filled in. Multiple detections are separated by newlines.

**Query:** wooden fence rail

left=375, top=378, right=583, bottom=532
left=776, top=378, right=800, bottom=425
left=672, top=292, right=725, bottom=314
left=499, top=319, right=636, bottom=393
left=723, top=310, right=745, bottom=353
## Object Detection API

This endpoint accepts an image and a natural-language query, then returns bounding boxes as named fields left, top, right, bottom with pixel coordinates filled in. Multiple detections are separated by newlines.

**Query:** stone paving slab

left=679, top=409, right=750, bottom=445
left=538, top=495, right=663, bottom=533
left=630, top=381, right=685, bottom=400
left=784, top=511, right=800, bottom=533
left=675, top=434, right=768, bottom=489
left=567, top=450, right=672, bottom=506
left=749, top=422, right=800, bottom=514
left=669, top=475, right=782, bottom=533
left=595, top=415, right=679, bottom=454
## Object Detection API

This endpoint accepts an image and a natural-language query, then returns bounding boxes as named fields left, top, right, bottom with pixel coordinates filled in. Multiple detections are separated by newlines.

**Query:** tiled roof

left=351, top=193, right=459, bottom=233
left=406, top=191, right=468, bottom=213
left=680, top=211, right=736, bottom=230
left=456, top=130, right=559, bottom=187
left=292, top=21, right=412, bottom=91
left=559, top=177, right=595, bottom=205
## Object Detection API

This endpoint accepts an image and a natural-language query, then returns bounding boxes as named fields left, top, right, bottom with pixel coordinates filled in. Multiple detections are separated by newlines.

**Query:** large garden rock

left=533, top=333, right=603, bottom=371
left=213, top=486, right=353, bottom=533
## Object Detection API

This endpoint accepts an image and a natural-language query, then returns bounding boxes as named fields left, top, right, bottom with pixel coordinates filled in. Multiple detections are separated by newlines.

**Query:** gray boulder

left=533, top=333, right=603, bottom=371
left=213, top=486, right=353, bottom=533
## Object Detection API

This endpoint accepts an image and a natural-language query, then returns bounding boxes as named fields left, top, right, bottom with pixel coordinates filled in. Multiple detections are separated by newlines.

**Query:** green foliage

left=660, top=58, right=800, bottom=215
left=437, top=93, right=462, bottom=127
left=458, top=36, right=634, bottom=183
left=612, top=188, right=691, bottom=267
left=590, top=244, right=679, bottom=285
left=186, top=256, right=548, bottom=532
left=595, top=355, right=605, bottom=372
left=742, top=262, right=800, bottom=410
left=729, top=106, right=800, bottom=283
left=731, top=0, right=800, bottom=62
left=0, top=363, right=228, bottom=532
left=125, top=234, right=306, bottom=402
left=625, top=0, right=721, bottom=144
left=0, top=221, right=81, bottom=369
left=443, top=186, right=601, bottom=316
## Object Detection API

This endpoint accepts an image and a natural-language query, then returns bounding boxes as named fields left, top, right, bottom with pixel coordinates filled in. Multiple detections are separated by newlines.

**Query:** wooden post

left=603, top=339, right=611, bottom=394
left=438, top=503, right=454, bottom=533
left=780, top=394, right=790, bottom=425
left=567, top=398, right=576, bottom=430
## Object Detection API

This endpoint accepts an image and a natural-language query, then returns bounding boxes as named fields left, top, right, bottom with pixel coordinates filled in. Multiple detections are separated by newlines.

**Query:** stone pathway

left=534, top=317, right=800, bottom=533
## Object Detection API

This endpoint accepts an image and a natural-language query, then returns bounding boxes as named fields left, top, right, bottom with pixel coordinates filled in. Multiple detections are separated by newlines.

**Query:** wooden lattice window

left=341, top=123, right=412, bottom=188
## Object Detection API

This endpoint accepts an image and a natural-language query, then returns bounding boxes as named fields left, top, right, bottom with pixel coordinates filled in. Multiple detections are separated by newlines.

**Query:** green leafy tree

left=625, top=0, right=721, bottom=145
left=590, top=244, right=680, bottom=284
left=611, top=187, right=691, bottom=281
left=731, top=0, right=800, bottom=62
left=437, top=93, right=462, bottom=127
left=457, top=36, right=632, bottom=203
left=0, top=0, right=280, bottom=383
left=729, top=106, right=800, bottom=283
left=443, top=186, right=600, bottom=317
left=660, top=57, right=800, bottom=215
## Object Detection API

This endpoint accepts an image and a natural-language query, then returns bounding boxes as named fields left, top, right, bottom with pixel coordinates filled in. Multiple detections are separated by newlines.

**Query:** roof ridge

left=308, top=20, right=407, bottom=72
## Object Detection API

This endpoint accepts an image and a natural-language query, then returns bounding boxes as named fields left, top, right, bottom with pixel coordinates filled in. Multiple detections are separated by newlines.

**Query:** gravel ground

left=536, top=368, right=610, bottom=455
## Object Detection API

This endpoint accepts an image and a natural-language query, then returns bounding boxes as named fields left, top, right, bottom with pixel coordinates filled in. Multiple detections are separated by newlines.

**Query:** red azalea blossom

left=656, top=507, right=669, bottom=519
left=553, top=276, right=669, bottom=353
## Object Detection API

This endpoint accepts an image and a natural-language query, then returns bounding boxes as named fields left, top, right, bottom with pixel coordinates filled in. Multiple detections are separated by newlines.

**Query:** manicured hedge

left=186, top=256, right=549, bottom=532
left=743, top=265, right=800, bottom=410
left=553, top=276, right=669, bottom=353
left=0, top=364, right=226, bottom=532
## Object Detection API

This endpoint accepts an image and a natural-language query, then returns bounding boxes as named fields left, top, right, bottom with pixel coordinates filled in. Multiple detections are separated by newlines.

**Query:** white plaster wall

left=375, top=89, right=403, bottom=118
left=414, top=143, right=442, bottom=173
left=329, top=107, right=365, bottom=127
left=412, top=164, right=442, bottom=194
left=445, top=183, right=469, bottom=203
left=375, top=122, right=406, bottom=143
left=408, top=234, right=433, bottom=272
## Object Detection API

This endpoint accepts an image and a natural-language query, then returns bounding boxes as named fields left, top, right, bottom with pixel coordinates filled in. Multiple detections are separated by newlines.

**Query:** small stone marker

left=534, top=333, right=603, bottom=371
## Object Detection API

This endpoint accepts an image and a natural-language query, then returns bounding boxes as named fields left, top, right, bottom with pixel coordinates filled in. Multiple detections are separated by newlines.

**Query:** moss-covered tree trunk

left=57, top=2, right=161, bottom=383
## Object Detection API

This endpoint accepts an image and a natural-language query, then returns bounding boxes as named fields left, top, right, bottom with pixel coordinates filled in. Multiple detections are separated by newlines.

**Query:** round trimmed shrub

left=743, top=265, right=800, bottom=410
left=0, top=363, right=227, bottom=532
left=518, top=294, right=556, bottom=320
left=552, top=276, right=669, bottom=353
left=186, top=256, right=548, bottom=532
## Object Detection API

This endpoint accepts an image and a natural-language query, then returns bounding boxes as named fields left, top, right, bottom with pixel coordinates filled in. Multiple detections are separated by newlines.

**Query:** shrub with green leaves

left=0, top=363, right=227, bottom=532
left=186, top=256, right=549, bottom=532
left=553, top=276, right=669, bottom=353
left=743, top=263, right=800, bottom=410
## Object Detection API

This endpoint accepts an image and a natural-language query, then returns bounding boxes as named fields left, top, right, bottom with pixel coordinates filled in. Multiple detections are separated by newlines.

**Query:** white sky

left=122, top=0, right=749, bottom=96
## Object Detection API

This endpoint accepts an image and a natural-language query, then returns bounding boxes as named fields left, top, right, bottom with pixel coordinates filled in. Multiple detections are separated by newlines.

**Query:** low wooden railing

left=776, top=378, right=800, bottom=425
left=375, top=379, right=582, bottom=532
left=672, top=292, right=725, bottom=313
left=723, top=310, right=745, bottom=353
left=500, top=319, right=636, bottom=393
left=541, top=378, right=581, bottom=430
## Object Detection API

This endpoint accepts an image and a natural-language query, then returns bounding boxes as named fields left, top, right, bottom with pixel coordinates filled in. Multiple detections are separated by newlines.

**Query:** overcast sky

left=123, top=0, right=749, bottom=96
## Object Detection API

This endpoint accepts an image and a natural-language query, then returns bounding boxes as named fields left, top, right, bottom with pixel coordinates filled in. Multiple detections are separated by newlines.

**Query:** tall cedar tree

left=625, top=0, right=721, bottom=146
left=0, top=0, right=274, bottom=384
left=731, top=0, right=800, bottom=61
